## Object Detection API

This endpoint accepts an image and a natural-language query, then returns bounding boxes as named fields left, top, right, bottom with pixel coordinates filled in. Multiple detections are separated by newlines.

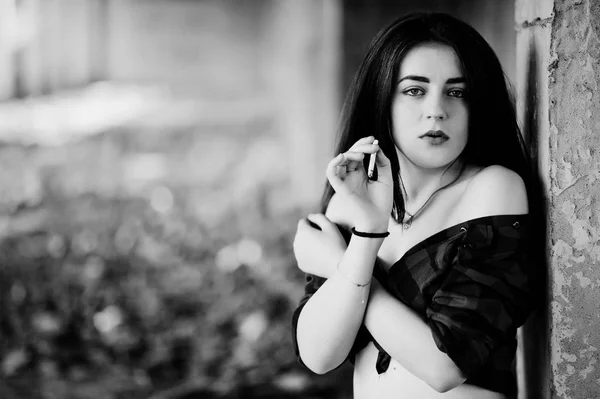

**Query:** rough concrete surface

left=548, top=0, right=600, bottom=398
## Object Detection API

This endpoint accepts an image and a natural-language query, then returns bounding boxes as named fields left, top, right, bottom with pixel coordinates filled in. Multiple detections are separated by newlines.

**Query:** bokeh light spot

left=237, top=238, right=262, bottom=266
left=215, top=244, right=240, bottom=272
left=150, top=186, right=174, bottom=214
left=239, top=311, right=267, bottom=342
left=93, top=306, right=123, bottom=334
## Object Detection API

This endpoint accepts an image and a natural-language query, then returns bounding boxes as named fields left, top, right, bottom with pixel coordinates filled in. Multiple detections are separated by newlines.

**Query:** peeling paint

left=520, top=16, right=554, bottom=28
left=574, top=271, right=592, bottom=288
left=572, top=220, right=592, bottom=250
left=576, top=147, right=593, bottom=164
left=552, top=270, right=571, bottom=304
left=558, top=158, right=577, bottom=190
left=591, top=244, right=600, bottom=263
left=560, top=202, right=577, bottom=223
left=563, top=352, right=578, bottom=362
left=578, top=335, right=598, bottom=380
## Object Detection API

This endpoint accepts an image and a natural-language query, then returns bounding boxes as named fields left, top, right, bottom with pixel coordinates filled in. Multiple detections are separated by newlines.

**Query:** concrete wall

left=516, top=0, right=600, bottom=398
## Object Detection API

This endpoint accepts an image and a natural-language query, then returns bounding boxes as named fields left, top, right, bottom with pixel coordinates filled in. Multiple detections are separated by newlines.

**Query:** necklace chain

left=403, top=200, right=426, bottom=230
left=400, top=163, right=465, bottom=230
left=401, top=182, right=439, bottom=230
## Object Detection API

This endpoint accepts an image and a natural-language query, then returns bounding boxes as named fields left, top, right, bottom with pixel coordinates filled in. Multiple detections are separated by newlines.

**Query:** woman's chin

left=410, top=156, right=462, bottom=171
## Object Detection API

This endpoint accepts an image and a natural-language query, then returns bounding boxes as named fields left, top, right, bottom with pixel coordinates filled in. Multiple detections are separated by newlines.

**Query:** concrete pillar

left=56, top=0, right=93, bottom=87
left=0, top=0, right=17, bottom=99
left=37, top=0, right=62, bottom=93
left=515, top=1, right=553, bottom=398
left=88, top=0, right=109, bottom=82
left=36, top=0, right=93, bottom=93
left=263, top=0, right=342, bottom=208
left=17, top=0, right=42, bottom=97
left=516, top=0, right=600, bottom=398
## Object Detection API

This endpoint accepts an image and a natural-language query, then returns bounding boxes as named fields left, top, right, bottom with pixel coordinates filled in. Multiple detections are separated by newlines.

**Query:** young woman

left=291, top=13, right=540, bottom=399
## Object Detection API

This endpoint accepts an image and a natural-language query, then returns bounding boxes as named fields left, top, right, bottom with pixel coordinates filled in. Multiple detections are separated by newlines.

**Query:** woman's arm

left=294, top=137, right=393, bottom=374
left=365, top=280, right=466, bottom=392
left=295, top=194, right=386, bottom=374
left=362, top=166, right=529, bottom=392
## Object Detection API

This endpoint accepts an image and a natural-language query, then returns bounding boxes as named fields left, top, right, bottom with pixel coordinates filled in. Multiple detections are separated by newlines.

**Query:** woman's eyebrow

left=446, top=77, right=466, bottom=84
left=398, top=75, right=429, bottom=83
left=398, top=75, right=465, bottom=84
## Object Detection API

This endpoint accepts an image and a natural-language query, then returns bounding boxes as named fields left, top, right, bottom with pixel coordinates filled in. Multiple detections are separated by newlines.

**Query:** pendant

left=403, top=218, right=412, bottom=230
left=361, top=287, right=368, bottom=304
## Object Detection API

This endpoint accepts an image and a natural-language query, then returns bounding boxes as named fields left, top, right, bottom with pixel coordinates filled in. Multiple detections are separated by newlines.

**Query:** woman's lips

left=420, top=130, right=449, bottom=144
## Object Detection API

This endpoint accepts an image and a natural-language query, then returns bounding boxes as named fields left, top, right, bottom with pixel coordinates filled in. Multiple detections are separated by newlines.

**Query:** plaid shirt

left=292, top=214, right=534, bottom=397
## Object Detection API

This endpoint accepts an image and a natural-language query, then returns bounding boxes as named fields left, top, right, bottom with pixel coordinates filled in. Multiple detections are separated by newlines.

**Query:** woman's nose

left=425, top=95, right=447, bottom=120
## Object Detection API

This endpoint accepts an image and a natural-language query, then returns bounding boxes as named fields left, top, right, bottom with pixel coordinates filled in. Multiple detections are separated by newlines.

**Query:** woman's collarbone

left=379, top=186, right=465, bottom=269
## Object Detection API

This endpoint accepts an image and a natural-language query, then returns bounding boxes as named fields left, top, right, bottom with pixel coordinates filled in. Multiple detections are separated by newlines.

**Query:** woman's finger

left=348, top=141, right=379, bottom=154
left=337, top=151, right=365, bottom=165
left=296, top=217, right=311, bottom=232
left=306, top=213, right=336, bottom=233
left=348, top=136, right=376, bottom=149
left=334, top=151, right=363, bottom=179
left=326, top=150, right=368, bottom=193
left=326, top=154, right=351, bottom=195
left=335, top=165, right=345, bottom=178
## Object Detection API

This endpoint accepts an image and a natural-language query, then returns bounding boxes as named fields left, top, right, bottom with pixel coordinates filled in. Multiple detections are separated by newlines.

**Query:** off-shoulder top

left=291, top=214, right=534, bottom=396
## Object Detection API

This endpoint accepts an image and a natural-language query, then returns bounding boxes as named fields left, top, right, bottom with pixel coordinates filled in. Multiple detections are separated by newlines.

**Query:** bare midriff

left=353, top=342, right=508, bottom=399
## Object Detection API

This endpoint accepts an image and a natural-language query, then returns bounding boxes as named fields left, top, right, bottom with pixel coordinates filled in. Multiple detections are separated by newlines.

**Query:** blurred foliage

left=0, top=183, right=352, bottom=399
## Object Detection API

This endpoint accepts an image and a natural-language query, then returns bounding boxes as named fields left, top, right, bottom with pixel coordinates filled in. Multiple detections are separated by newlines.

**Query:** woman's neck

left=397, top=152, right=463, bottom=213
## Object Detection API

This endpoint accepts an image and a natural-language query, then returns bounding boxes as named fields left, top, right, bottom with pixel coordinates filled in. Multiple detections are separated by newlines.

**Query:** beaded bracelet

left=351, top=227, right=389, bottom=238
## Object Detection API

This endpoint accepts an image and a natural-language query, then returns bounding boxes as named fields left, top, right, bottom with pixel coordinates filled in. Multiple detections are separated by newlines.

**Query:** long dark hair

left=320, top=12, right=534, bottom=223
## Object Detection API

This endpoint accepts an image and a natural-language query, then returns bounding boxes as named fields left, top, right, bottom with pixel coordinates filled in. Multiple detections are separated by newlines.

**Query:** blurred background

left=0, top=1, right=515, bottom=398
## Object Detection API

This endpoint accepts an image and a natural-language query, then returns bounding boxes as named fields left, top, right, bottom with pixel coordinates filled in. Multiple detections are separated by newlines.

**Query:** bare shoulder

left=457, top=165, right=528, bottom=220
left=324, top=193, right=353, bottom=230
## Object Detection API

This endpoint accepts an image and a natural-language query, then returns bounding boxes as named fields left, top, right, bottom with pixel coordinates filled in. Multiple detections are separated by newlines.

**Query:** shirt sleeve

left=425, top=221, right=533, bottom=377
left=290, top=273, right=324, bottom=369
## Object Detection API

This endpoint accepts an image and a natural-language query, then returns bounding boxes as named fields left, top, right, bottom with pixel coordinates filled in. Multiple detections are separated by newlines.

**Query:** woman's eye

left=403, top=88, right=424, bottom=96
left=448, top=89, right=465, bottom=98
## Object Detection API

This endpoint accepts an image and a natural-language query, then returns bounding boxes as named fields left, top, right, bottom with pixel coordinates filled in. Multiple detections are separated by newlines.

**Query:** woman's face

left=391, top=42, right=469, bottom=170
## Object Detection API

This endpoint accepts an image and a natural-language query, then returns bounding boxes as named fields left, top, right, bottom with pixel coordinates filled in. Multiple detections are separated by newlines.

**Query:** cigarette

left=367, top=140, right=378, bottom=179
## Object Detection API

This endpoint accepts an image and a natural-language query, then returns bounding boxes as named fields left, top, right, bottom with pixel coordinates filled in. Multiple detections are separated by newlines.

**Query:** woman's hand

left=326, top=136, right=393, bottom=231
left=293, top=213, right=347, bottom=279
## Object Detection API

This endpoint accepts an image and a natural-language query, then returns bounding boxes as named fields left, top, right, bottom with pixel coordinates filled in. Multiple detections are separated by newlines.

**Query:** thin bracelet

left=336, top=262, right=371, bottom=287
left=336, top=263, right=371, bottom=304
left=351, top=227, right=390, bottom=238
